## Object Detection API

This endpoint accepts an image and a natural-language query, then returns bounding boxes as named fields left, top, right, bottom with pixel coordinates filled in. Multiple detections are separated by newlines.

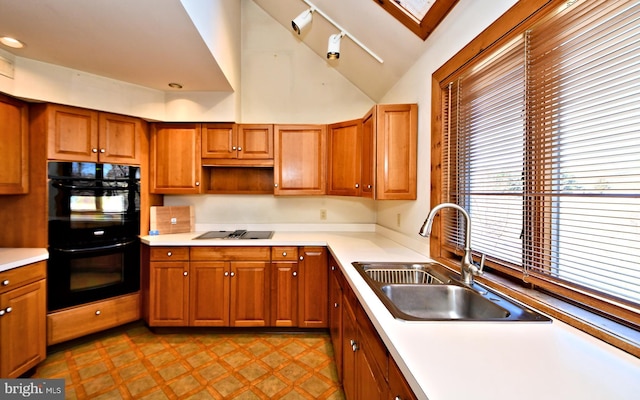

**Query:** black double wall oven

left=47, top=162, right=140, bottom=311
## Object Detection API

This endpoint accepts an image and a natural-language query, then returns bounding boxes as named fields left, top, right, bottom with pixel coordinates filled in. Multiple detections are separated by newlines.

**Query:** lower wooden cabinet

left=329, top=257, right=343, bottom=380
left=389, top=357, right=419, bottom=400
left=145, top=246, right=271, bottom=327
left=0, top=262, right=46, bottom=378
left=47, top=293, right=140, bottom=345
left=270, top=246, right=328, bottom=328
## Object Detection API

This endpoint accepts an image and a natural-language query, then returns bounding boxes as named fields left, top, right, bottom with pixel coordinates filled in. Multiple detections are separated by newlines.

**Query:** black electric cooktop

left=193, top=230, right=274, bottom=240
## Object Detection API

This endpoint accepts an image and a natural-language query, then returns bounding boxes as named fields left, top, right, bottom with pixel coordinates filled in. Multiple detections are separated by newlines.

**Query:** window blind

left=440, top=0, right=640, bottom=325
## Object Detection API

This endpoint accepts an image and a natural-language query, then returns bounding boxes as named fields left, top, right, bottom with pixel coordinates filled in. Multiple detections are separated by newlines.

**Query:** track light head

left=327, top=33, right=343, bottom=60
left=292, top=8, right=313, bottom=35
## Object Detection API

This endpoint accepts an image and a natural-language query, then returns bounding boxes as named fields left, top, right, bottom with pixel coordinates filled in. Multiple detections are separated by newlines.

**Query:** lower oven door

left=47, top=238, right=140, bottom=311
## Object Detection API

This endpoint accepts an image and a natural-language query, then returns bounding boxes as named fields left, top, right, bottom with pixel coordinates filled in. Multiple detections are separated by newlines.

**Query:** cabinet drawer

left=0, top=262, right=46, bottom=295
left=150, top=247, right=189, bottom=261
left=191, top=246, right=270, bottom=261
left=47, top=293, right=140, bottom=345
left=271, top=247, right=298, bottom=261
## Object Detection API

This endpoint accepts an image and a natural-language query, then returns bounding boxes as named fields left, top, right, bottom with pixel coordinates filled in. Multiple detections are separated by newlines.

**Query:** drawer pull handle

left=167, top=251, right=172, bottom=257
left=1, top=280, right=8, bottom=286
left=95, top=310, right=101, bottom=316
left=282, top=252, right=287, bottom=257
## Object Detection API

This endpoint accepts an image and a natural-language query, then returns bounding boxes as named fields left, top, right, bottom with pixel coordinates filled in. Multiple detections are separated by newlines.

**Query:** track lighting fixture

left=291, top=0, right=383, bottom=64
left=327, top=33, right=343, bottom=60
left=291, top=8, right=314, bottom=35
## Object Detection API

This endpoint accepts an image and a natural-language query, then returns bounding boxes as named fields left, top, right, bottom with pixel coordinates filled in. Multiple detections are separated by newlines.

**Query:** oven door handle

left=51, top=239, right=137, bottom=254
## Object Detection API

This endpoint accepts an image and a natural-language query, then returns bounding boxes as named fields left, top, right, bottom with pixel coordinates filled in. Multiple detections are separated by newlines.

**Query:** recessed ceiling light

left=0, top=36, right=25, bottom=49
left=168, top=82, right=183, bottom=89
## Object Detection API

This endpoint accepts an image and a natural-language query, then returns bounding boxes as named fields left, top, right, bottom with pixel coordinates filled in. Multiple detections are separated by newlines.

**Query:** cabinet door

left=270, top=261, right=298, bottom=327
left=361, top=108, right=375, bottom=198
left=388, top=357, right=418, bottom=400
left=375, top=104, right=417, bottom=200
left=0, top=280, right=46, bottom=378
left=230, top=261, right=270, bottom=327
left=190, top=261, right=230, bottom=326
left=274, top=124, right=326, bottom=195
left=148, top=261, right=189, bottom=326
left=98, top=112, right=142, bottom=164
left=328, top=119, right=362, bottom=196
left=150, top=123, right=202, bottom=194
left=201, top=123, right=237, bottom=159
left=46, top=104, right=99, bottom=162
left=356, top=338, right=388, bottom=400
left=238, top=124, right=273, bottom=160
left=342, top=294, right=357, bottom=400
left=0, top=94, right=29, bottom=194
left=329, top=263, right=343, bottom=380
left=298, top=247, right=328, bottom=328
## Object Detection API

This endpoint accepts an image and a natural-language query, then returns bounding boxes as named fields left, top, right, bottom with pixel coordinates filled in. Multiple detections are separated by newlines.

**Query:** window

left=433, top=0, right=640, bottom=329
left=372, top=0, right=458, bottom=40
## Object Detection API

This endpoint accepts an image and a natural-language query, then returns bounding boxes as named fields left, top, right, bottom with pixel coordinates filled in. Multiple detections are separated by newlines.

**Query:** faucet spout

left=419, top=203, right=483, bottom=285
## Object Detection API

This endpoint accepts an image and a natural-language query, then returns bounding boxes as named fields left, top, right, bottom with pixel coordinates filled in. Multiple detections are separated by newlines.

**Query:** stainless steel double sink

left=352, top=262, right=550, bottom=322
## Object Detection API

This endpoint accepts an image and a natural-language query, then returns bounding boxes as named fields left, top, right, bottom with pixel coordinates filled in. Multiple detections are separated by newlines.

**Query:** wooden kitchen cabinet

left=150, top=123, right=202, bottom=194
left=362, top=104, right=417, bottom=200
left=0, top=262, right=46, bottom=378
left=147, top=247, right=190, bottom=326
left=202, top=123, right=273, bottom=165
left=0, top=94, right=29, bottom=194
left=327, top=119, right=362, bottom=196
left=329, top=256, right=344, bottom=380
left=190, top=247, right=271, bottom=327
left=274, top=124, right=326, bottom=195
left=388, top=357, right=418, bottom=400
left=298, top=246, right=328, bottom=328
left=270, top=246, right=299, bottom=327
left=41, top=103, right=142, bottom=164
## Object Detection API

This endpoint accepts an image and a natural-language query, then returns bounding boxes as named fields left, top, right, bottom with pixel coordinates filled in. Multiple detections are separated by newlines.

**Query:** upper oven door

left=48, top=162, right=140, bottom=243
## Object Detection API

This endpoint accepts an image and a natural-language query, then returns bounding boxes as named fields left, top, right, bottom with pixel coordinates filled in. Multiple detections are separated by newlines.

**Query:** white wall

left=376, top=0, right=518, bottom=249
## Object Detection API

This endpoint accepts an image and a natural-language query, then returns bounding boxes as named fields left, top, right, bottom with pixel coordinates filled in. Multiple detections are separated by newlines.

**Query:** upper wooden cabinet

left=202, top=123, right=273, bottom=166
left=327, top=119, right=362, bottom=196
left=150, top=123, right=202, bottom=194
left=362, top=104, right=418, bottom=200
left=274, top=124, right=327, bottom=196
left=0, top=94, right=29, bottom=194
left=43, top=103, right=142, bottom=164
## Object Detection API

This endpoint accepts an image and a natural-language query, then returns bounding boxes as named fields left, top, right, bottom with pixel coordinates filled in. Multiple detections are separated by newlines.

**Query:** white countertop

left=0, top=248, right=49, bottom=273
left=141, top=230, right=640, bottom=400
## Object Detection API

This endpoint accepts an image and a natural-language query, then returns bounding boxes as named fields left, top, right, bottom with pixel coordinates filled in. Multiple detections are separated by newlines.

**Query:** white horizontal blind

left=441, top=0, right=640, bottom=321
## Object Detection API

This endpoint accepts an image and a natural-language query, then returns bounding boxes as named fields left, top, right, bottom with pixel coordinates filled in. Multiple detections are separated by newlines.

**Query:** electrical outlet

left=320, top=209, right=327, bottom=220
left=396, top=213, right=401, bottom=227
left=170, top=217, right=177, bottom=225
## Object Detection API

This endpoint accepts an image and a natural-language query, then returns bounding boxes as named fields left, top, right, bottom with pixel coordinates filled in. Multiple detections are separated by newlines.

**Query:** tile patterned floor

left=33, top=322, right=345, bottom=399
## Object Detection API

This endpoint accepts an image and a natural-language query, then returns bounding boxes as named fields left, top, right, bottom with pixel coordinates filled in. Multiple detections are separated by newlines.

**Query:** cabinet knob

left=2, top=280, right=9, bottom=286
left=292, top=271, right=297, bottom=277
left=5, top=307, right=12, bottom=314
left=100, top=148, right=106, bottom=153
left=183, top=271, right=188, bottom=276
left=334, top=302, right=339, bottom=308
left=274, top=183, right=279, bottom=188
left=230, top=272, right=235, bottom=277
left=299, top=256, right=304, bottom=261
left=350, top=339, right=358, bottom=352
left=195, top=181, right=200, bottom=186
left=224, top=271, right=229, bottom=277
left=167, top=251, right=172, bottom=257
left=367, top=184, right=372, bottom=189
left=331, top=266, right=335, bottom=271
left=0, top=309, right=4, bottom=316
left=395, top=397, right=402, bottom=400
left=355, top=183, right=359, bottom=188
left=95, top=310, right=101, bottom=316
left=92, top=148, right=98, bottom=153
left=232, top=146, right=237, bottom=150
left=237, top=147, right=242, bottom=151
left=282, top=252, right=287, bottom=257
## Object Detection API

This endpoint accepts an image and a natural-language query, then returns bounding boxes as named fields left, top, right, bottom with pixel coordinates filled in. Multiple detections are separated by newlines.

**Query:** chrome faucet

left=419, top=203, right=484, bottom=285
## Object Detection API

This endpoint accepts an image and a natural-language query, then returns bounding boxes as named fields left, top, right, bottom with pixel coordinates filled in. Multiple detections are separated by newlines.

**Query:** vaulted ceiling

left=0, top=0, right=456, bottom=101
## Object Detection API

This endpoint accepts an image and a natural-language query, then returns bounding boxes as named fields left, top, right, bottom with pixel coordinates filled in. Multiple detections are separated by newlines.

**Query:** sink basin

left=380, top=284, right=510, bottom=320
left=352, top=262, right=550, bottom=322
